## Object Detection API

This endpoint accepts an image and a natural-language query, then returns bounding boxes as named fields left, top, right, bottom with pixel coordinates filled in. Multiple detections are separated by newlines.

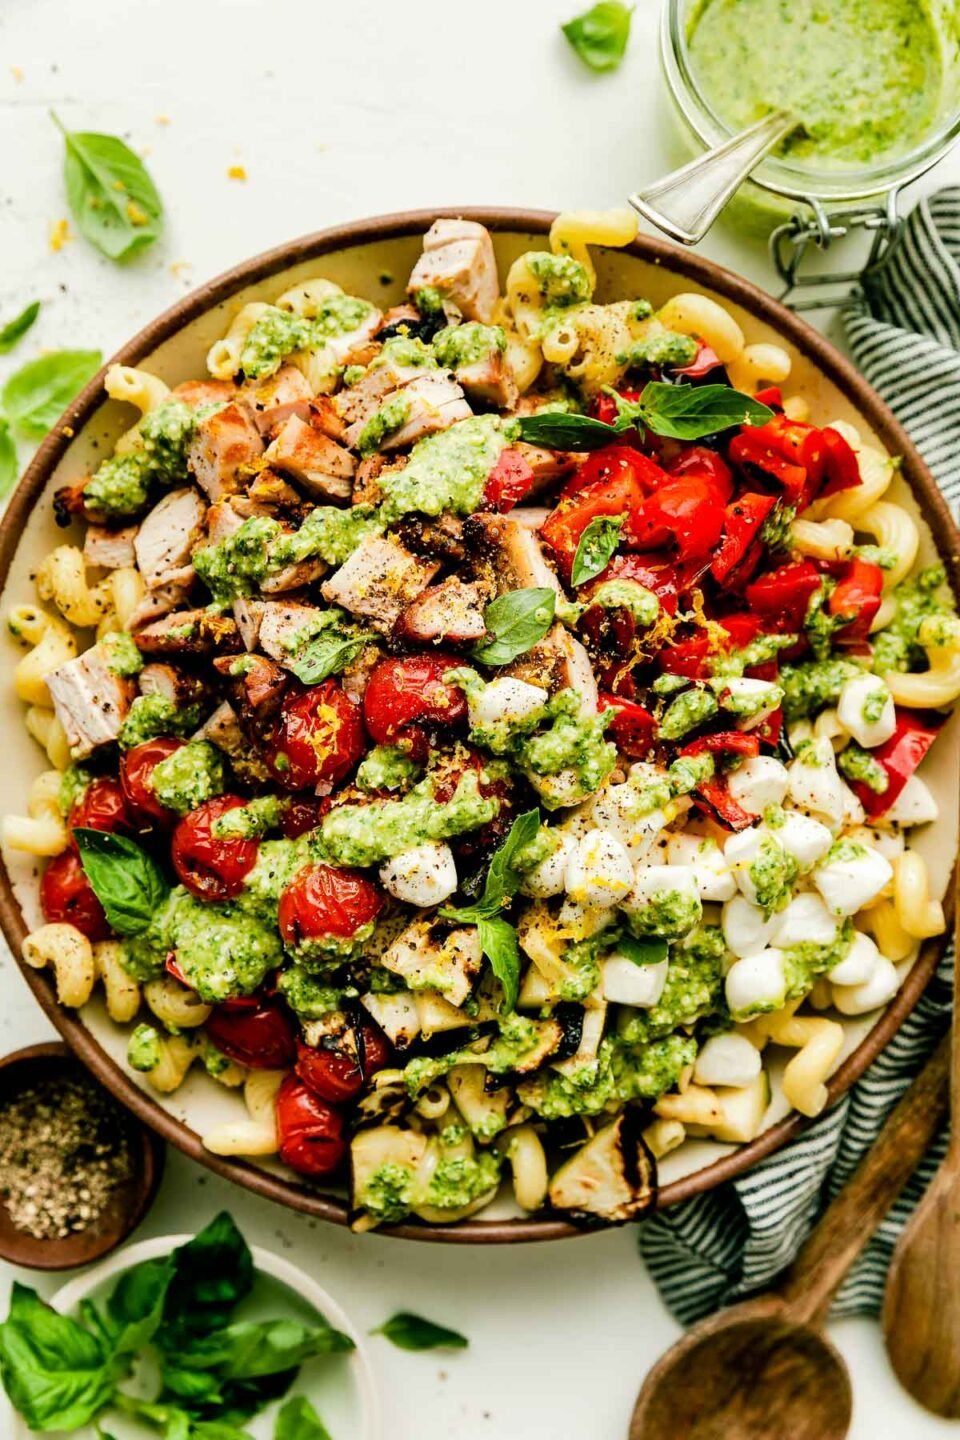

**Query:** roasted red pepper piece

left=664, top=445, right=734, bottom=504
left=483, top=447, right=536, bottom=512
left=632, top=475, right=725, bottom=560
left=658, top=613, right=762, bottom=679
left=710, top=493, right=777, bottom=586
left=598, top=694, right=657, bottom=759
left=828, top=559, right=884, bottom=643
left=673, top=342, right=723, bottom=380
left=847, top=709, right=943, bottom=819
left=754, top=386, right=783, bottom=410
left=540, top=453, right=653, bottom=577
left=680, top=732, right=761, bottom=831
left=746, top=559, right=822, bottom=630
left=819, top=426, right=861, bottom=497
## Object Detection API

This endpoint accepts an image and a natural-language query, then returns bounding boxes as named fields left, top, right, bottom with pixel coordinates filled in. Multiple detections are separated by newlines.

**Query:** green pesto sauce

left=84, top=399, right=208, bottom=518
left=276, top=967, right=353, bottom=1020
left=127, top=1023, right=162, bottom=1072
left=356, top=393, right=411, bottom=456
left=118, top=694, right=201, bottom=750
left=211, top=794, right=284, bottom=839
left=780, top=657, right=863, bottom=721
left=58, top=764, right=92, bottom=817
left=658, top=685, right=718, bottom=741
left=378, top=415, right=511, bottom=524
left=524, top=252, right=593, bottom=307
left=357, top=1163, right=416, bottom=1225
left=587, top=579, right=660, bottom=627
left=150, top=740, right=226, bottom=816
left=355, top=743, right=422, bottom=793
left=103, top=629, right=144, bottom=678
left=619, top=330, right=698, bottom=371
left=433, top=322, right=506, bottom=370
left=374, top=335, right=437, bottom=370
left=239, top=295, right=376, bottom=380
left=784, top=919, right=853, bottom=998
left=519, top=1032, right=696, bottom=1119
left=711, top=676, right=783, bottom=720
left=128, top=886, right=282, bottom=1002
left=320, top=769, right=499, bottom=868
left=274, top=503, right=385, bottom=569
left=625, top=885, right=703, bottom=941
left=838, top=743, right=889, bottom=794
left=687, top=0, right=948, bottom=171
left=619, top=929, right=725, bottom=1043
left=872, top=565, right=957, bottom=674
left=748, top=833, right=798, bottom=914
left=423, top=1151, right=500, bottom=1212
left=194, top=505, right=385, bottom=603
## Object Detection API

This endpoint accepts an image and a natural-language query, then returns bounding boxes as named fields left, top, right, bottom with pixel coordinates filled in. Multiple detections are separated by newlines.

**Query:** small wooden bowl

left=0, top=1042, right=164, bottom=1270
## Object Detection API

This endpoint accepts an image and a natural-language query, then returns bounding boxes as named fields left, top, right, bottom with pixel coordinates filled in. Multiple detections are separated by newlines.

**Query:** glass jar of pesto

left=661, top=0, right=960, bottom=305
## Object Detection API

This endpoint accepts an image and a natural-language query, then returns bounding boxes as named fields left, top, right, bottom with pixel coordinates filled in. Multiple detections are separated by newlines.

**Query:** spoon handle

left=776, top=1033, right=949, bottom=1328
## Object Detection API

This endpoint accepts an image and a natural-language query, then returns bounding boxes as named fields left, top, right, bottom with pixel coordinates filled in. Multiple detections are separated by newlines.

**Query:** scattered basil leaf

left=471, top=587, right=556, bottom=666
left=619, top=382, right=773, bottom=440
left=561, top=1, right=633, bottom=71
left=0, top=300, right=40, bottom=353
left=175, top=1318, right=354, bottom=1378
left=74, top=827, right=169, bottom=937
left=0, top=1283, right=115, bottom=1430
left=441, top=810, right=540, bottom=924
left=53, top=113, right=164, bottom=261
left=514, top=411, right=620, bottom=451
left=0, top=420, right=17, bottom=499
left=274, top=1395, right=333, bottom=1440
left=476, top=915, right=522, bottom=1013
left=374, top=1311, right=469, bottom=1352
left=617, top=935, right=669, bottom=966
left=156, top=1212, right=255, bottom=1347
left=288, top=630, right=370, bottom=685
left=2, top=348, right=102, bottom=438
left=571, top=514, right=624, bottom=586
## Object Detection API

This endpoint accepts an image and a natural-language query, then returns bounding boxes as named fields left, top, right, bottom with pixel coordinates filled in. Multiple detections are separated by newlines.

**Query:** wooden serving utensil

left=630, top=1033, right=950, bottom=1440
left=883, top=879, right=960, bottom=1415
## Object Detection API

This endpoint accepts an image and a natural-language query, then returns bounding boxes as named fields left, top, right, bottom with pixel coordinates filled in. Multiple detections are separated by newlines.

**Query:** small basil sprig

left=275, top=1395, right=333, bottom=1440
left=470, top=587, right=556, bottom=666
left=373, top=1312, right=468, bottom=1352
left=561, top=1, right=633, bottom=72
left=516, top=381, right=773, bottom=451
left=571, top=514, right=624, bottom=586
left=74, top=828, right=169, bottom=936
left=287, top=629, right=370, bottom=685
left=617, top=936, right=668, bottom=966
left=53, top=113, right=164, bottom=261
left=2, top=349, right=102, bottom=439
left=0, top=301, right=40, bottom=354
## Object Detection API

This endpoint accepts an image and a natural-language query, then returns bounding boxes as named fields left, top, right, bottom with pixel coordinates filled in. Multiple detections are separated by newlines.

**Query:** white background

left=0, top=1, right=958, bottom=1435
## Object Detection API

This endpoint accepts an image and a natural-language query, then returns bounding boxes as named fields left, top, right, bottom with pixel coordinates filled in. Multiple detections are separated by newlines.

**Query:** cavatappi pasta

left=3, top=211, right=957, bottom=1230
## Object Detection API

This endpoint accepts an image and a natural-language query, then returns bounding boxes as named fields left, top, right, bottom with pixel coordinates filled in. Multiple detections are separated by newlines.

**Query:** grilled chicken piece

left=172, top=378, right=237, bottom=408
left=398, top=577, right=489, bottom=645
left=381, top=920, right=483, bottom=1008
left=515, top=440, right=577, bottom=494
left=260, top=557, right=326, bottom=595
left=213, top=652, right=288, bottom=719
left=139, top=662, right=210, bottom=710
left=340, top=642, right=382, bottom=704
left=452, top=347, right=518, bottom=410
left=407, top=219, right=500, bottom=323
left=324, top=306, right=383, bottom=363
left=336, top=351, right=435, bottom=429
left=321, top=534, right=439, bottom=634
left=307, top=396, right=349, bottom=444
left=245, top=470, right=304, bottom=511
left=511, top=507, right=552, bottom=531
left=463, top=513, right=562, bottom=597
left=187, top=401, right=264, bottom=502
left=83, top=524, right=138, bottom=570
left=134, top=608, right=241, bottom=658
left=134, top=487, right=207, bottom=589
left=232, top=597, right=266, bottom=650
left=126, top=580, right=193, bottom=632
left=507, top=623, right=598, bottom=708
left=240, top=364, right=312, bottom=436
left=265, top=415, right=356, bottom=501
left=255, top=600, right=318, bottom=665
left=394, top=513, right=466, bottom=564
left=352, top=453, right=390, bottom=507
left=205, top=497, right=247, bottom=547
left=343, top=374, right=471, bottom=453
left=46, top=645, right=135, bottom=757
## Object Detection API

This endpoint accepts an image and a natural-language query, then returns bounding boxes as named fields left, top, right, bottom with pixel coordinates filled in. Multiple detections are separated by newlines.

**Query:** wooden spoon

left=883, top=881, right=960, bottom=1415
left=630, top=1033, right=950, bottom=1440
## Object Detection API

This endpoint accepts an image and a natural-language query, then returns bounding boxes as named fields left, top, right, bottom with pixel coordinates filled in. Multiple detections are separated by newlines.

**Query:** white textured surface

left=0, top=1, right=957, bottom=1435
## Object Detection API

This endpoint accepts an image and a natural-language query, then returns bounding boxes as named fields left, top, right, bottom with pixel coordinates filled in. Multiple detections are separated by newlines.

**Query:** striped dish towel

left=639, top=187, right=960, bottom=1324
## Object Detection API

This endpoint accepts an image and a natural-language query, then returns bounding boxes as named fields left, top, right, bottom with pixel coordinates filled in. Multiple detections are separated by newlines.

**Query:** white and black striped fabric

left=639, top=188, right=960, bottom=1324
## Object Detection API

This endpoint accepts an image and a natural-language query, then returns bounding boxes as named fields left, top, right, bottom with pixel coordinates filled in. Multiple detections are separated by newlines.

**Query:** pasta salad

left=5, top=210, right=959, bottom=1229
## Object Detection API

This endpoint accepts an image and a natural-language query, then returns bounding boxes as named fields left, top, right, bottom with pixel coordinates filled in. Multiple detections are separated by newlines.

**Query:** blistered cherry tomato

left=120, top=737, right=184, bottom=824
left=40, top=850, right=110, bottom=941
left=275, top=1075, right=347, bottom=1178
left=279, top=797, right=331, bottom=839
left=278, top=863, right=383, bottom=949
left=483, top=447, right=536, bottom=512
left=69, top=777, right=131, bottom=841
left=171, top=795, right=259, bottom=902
left=295, top=1027, right=390, bottom=1104
left=362, top=654, right=466, bottom=747
left=265, top=682, right=364, bottom=792
left=206, top=997, right=297, bottom=1069
left=664, top=446, right=733, bottom=504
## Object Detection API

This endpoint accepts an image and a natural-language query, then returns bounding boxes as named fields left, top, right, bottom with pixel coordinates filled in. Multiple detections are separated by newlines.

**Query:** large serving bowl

left=1, top=209, right=957, bottom=1242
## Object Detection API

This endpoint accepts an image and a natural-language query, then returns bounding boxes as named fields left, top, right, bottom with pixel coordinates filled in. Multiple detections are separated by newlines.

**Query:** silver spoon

left=629, top=110, right=796, bottom=245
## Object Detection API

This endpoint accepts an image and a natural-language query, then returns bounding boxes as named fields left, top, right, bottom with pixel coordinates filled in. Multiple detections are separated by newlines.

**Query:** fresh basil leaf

left=2, top=348, right=102, bottom=438
left=176, top=1317, right=354, bottom=1379
left=156, top=1213, right=255, bottom=1348
left=617, top=935, right=668, bottom=966
left=561, top=1, right=633, bottom=71
left=515, top=411, right=618, bottom=451
left=0, top=1282, right=115, bottom=1430
left=288, top=630, right=370, bottom=685
left=74, top=827, right=169, bottom=937
left=161, top=1365, right=225, bottom=1404
left=571, top=514, right=624, bottom=586
left=471, top=587, right=556, bottom=666
left=193, top=1423, right=257, bottom=1440
left=102, top=1254, right=177, bottom=1355
left=0, top=300, right=40, bottom=353
left=53, top=113, right=164, bottom=261
left=482, top=809, right=541, bottom=909
left=374, top=1311, right=468, bottom=1352
left=274, top=1395, right=334, bottom=1440
left=632, top=382, right=773, bottom=440
left=0, top=419, right=17, bottom=500
left=477, top=915, right=521, bottom=1013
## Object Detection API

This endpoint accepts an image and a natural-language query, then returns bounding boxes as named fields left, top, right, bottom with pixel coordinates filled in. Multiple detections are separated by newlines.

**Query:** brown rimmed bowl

left=0, top=209, right=957, bottom=1243
left=0, top=1042, right=164, bottom=1269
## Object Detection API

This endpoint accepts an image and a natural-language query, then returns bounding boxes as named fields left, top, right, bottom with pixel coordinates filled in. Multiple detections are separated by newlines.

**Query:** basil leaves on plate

left=73, top=828, right=169, bottom=937
left=571, top=514, right=624, bottom=586
left=470, top=587, right=556, bottom=666
left=0, top=301, right=40, bottom=354
left=516, top=382, right=773, bottom=452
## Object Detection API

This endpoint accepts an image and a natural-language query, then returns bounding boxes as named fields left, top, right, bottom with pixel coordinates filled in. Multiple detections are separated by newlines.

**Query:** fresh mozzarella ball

left=773, top=811, right=833, bottom=871
left=715, top=677, right=782, bottom=731
left=831, top=955, right=901, bottom=1014
left=556, top=898, right=615, bottom=942
left=623, top=864, right=702, bottom=939
left=828, top=930, right=882, bottom=986
left=722, top=893, right=777, bottom=958
left=520, top=833, right=576, bottom=898
left=601, top=954, right=668, bottom=1007
left=590, top=780, right=669, bottom=862
left=694, top=1033, right=763, bottom=1088
left=725, top=948, right=788, bottom=1020
left=771, top=892, right=838, bottom=949
left=723, top=825, right=791, bottom=908
left=727, top=756, right=789, bottom=815
left=883, top=774, right=939, bottom=827
left=845, top=824, right=905, bottom=865
left=467, top=676, right=546, bottom=731
left=787, top=738, right=847, bottom=828
left=839, top=783, right=866, bottom=829
left=665, top=832, right=736, bottom=901
left=837, top=674, right=896, bottom=748
left=564, top=829, right=634, bottom=908
left=813, top=842, right=893, bottom=917
left=527, top=767, right=593, bottom=809
left=379, top=842, right=457, bottom=907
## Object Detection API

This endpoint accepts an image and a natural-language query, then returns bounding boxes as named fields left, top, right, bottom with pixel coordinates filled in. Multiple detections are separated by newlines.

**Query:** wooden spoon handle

left=776, top=1032, right=950, bottom=1328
